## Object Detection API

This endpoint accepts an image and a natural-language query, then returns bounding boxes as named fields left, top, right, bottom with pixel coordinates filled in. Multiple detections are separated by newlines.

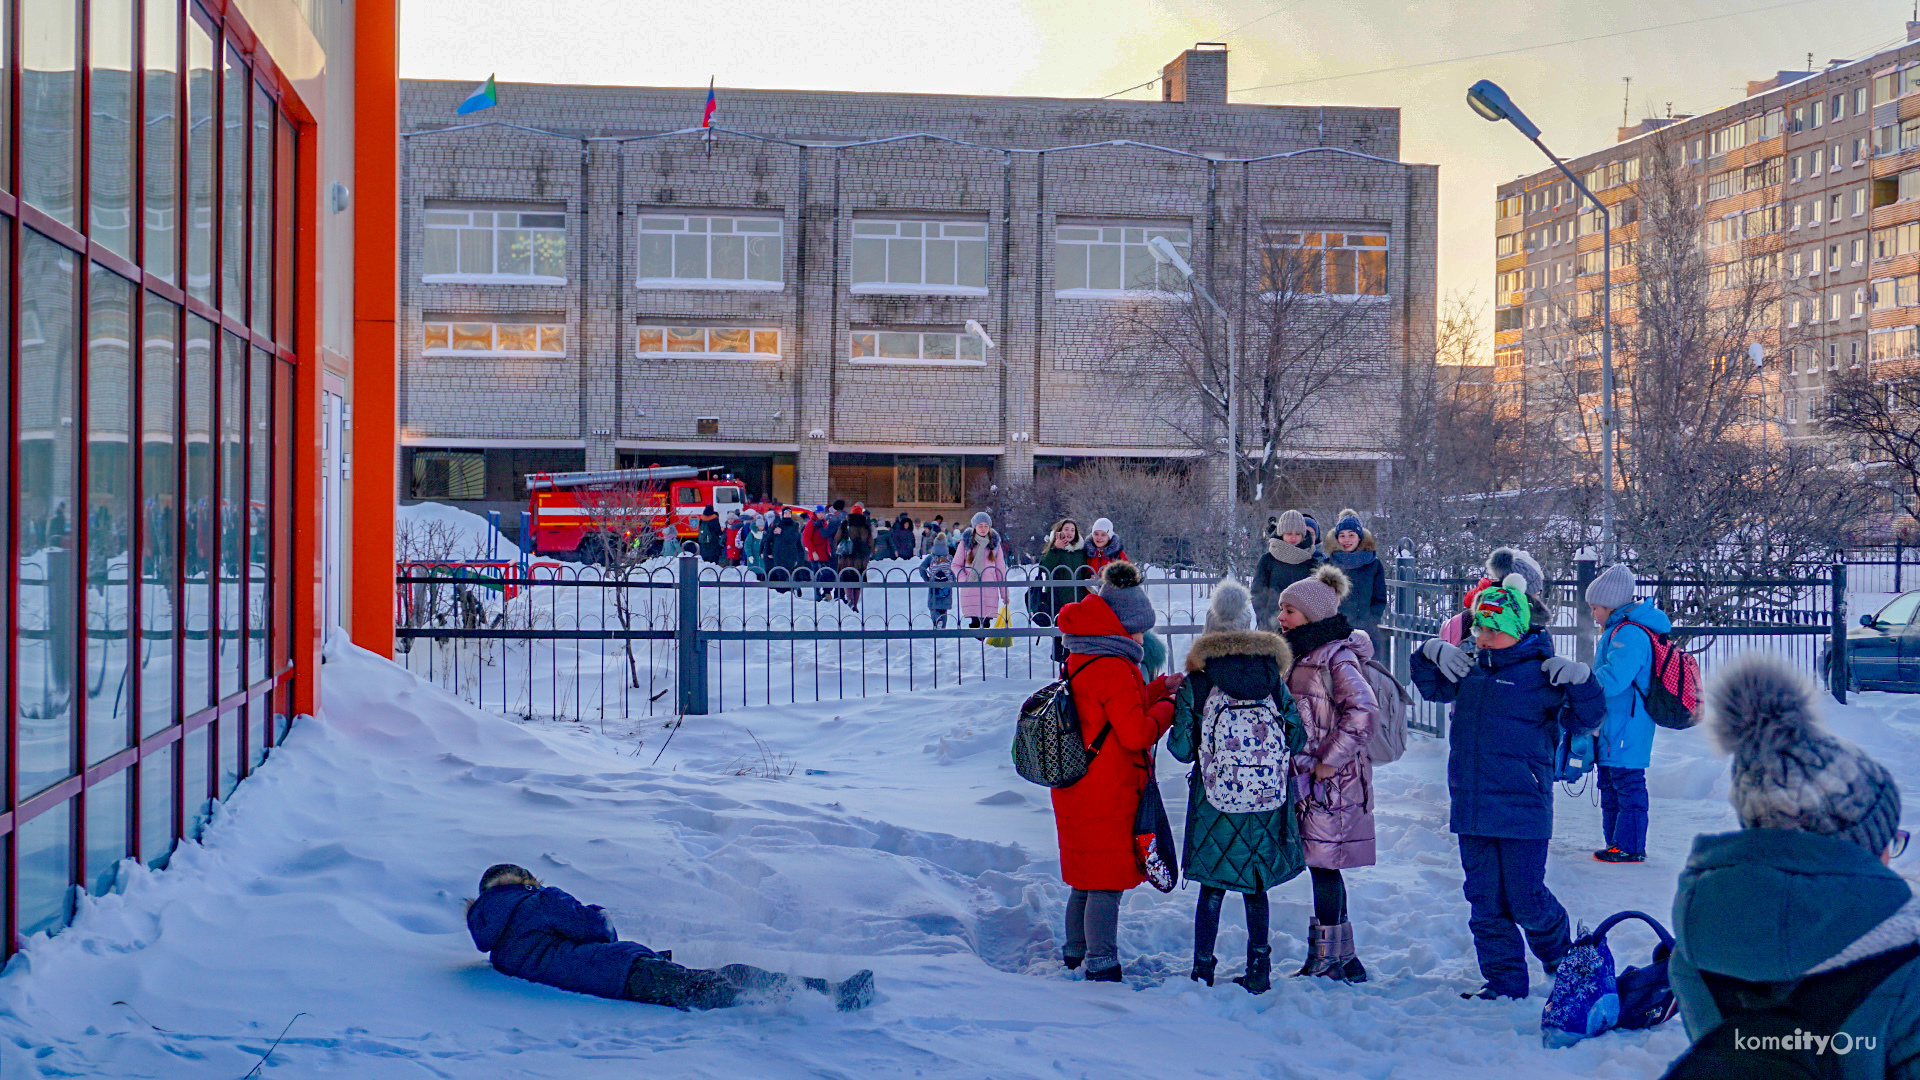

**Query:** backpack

left=1612, top=621, right=1701, bottom=730
left=1542, top=910, right=1679, bottom=1048
left=1198, top=687, right=1290, bottom=814
left=1661, top=942, right=1920, bottom=1079
left=1011, top=658, right=1115, bottom=788
left=1315, top=653, right=1414, bottom=765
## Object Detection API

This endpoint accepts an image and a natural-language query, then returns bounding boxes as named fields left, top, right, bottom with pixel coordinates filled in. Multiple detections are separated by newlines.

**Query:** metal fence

left=394, top=555, right=1213, bottom=722
left=1843, top=544, right=1920, bottom=596
left=396, top=551, right=1854, bottom=733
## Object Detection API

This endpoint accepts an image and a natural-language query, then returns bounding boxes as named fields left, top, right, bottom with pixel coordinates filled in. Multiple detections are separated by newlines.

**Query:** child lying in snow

left=465, top=864, right=875, bottom=1011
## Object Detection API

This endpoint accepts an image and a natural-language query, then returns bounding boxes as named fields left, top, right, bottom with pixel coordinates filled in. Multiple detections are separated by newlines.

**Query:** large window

left=411, top=451, right=486, bottom=501
left=850, top=219, right=987, bottom=294
left=7, top=0, right=301, bottom=954
left=636, top=214, right=782, bottom=290
left=894, top=457, right=962, bottom=507
left=423, top=204, right=566, bottom=283
left=637, top=324, right=779, bottom=360
left=1054, top=223, right=1190, bottom=295
left=849, top=328, right=986, bottom=366
left=1269, top=230, right=1390, bottom=297
left=423, top=319, right=565, bottom=356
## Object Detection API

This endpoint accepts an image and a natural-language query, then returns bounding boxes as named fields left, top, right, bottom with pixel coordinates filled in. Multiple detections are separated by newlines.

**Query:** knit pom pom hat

left=1486, top=547, right=1546, bottom=600
left=1471, top=574, right=1533, bottom=640
left=1709, top=653, right=1902, bottom=856
left=1205, top=577, right=1256, bottom=633
left=1278, top=564, right=1349, bottom=624
left=1270, top=509, right=1309, bottom=539
left=1098, top=560, right=1156, bottom=633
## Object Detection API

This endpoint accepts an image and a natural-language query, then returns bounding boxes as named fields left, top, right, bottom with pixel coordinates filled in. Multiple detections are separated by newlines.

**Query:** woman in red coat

left=1050, top=561, right=1179, bottom=982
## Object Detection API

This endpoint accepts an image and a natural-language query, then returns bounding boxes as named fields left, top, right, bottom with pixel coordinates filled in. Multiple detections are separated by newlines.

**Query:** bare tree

left=1822, top=365, right=1920, bottom=523
left=1103, top=219, right=1398, bottom=507
left=575, top=479, right=673, bottom=692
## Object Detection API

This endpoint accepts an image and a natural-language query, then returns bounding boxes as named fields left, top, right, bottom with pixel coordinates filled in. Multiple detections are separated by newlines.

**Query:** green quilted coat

left=1168, top=629, right=1308, bottom=895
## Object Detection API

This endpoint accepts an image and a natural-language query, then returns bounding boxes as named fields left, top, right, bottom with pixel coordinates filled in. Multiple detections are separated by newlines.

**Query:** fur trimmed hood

left=1185, top=629, right=1292, bottom=673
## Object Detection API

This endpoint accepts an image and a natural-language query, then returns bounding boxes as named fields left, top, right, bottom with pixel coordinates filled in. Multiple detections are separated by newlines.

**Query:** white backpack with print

left=1199, top=687, right=1290, bottom=814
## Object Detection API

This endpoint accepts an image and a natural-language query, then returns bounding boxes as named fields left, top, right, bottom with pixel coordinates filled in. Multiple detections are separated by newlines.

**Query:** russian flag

left=702, top=78, right=717, bottom=128
left=457, top=74, right=498, bottom=116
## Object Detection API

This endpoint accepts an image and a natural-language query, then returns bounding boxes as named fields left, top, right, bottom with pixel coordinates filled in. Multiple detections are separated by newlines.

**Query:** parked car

left=1823, top=590, right=1920, bottom=692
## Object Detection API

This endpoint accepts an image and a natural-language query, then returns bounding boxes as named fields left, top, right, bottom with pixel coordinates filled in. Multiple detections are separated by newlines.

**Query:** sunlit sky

left=402, top=0, right=1917, bottom=351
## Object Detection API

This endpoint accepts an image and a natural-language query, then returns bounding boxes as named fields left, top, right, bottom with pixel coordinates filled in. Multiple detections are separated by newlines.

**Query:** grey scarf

left=1267, top=538, right=1314, bottom=566
left=1063, top=634, right=1144, bottom=665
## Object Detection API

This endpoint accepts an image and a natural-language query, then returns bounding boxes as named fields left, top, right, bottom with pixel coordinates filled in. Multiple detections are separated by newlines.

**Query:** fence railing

left=395, top=551, right=1855, bottom=732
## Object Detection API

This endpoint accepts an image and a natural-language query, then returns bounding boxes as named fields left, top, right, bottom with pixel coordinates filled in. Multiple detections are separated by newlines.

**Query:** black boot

left=1189, top=955, right=1217, bottom=986
left=1232, top=945, right=1273, bottom=995
left=1061, top=951, right=1084, bottom=971
left=1085, top=963, right=1124, bottom=983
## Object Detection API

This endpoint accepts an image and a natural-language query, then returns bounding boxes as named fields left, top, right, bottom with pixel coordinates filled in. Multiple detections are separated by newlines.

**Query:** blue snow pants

left=1598, top=766, right=1649, bottom=856
left=1457, top=834, right=1571, bottom=997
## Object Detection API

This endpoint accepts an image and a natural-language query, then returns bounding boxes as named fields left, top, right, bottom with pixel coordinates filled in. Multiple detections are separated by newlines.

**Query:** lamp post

left=1148, top=234, right=1239, bottom=520
left=1468, top=79, right=1616, bottom=563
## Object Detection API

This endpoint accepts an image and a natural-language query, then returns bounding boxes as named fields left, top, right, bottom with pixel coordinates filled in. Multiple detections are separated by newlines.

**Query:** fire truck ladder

left=524, top=465, right=720, bottom=490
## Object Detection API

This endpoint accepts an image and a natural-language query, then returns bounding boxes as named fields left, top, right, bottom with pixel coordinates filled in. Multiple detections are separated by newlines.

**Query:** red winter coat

left=1085, top=537, right=1127, bottom=574
left=801, top=520, right=831, bottom=563
left=1049, top=596, right=1176, bottom=891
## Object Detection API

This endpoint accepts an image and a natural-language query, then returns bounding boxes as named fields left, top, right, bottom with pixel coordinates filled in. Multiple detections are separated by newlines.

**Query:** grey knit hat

left=1279, top=565, right=1349, bottom=624
left=1586, top=563, right=1637, bottom=610
left=1486, top=547, right=1546, bottom=600
left=1271, top=509, right=1309, bottom=539
left=1097, top=561, right=1156, bottom=634
left=1205, top=577, right=1255, bottom=633
left=1709, top=653, right=1902, bottom=856
left=971, top=511, right=992, bottom=527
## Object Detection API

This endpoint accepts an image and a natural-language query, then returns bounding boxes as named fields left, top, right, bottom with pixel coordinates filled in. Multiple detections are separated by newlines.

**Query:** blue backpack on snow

left=1542, top=910, right=1679, bottom=1048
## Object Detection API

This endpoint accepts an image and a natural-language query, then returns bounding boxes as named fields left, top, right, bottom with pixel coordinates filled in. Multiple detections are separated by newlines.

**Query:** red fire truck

left=525, top=466, right=746, bottom=561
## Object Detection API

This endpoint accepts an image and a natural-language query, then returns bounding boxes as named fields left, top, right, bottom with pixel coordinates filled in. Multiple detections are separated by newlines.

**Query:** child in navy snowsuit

left=1409, top=578, right=1606, bottom=1000
left=465, top=864, right=873, bottom=1011
left=920, top=539, right=956, bottom=629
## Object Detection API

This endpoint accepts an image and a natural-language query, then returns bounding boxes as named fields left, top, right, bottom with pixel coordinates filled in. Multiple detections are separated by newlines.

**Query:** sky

left=401, top=0, right=1919, bottom=354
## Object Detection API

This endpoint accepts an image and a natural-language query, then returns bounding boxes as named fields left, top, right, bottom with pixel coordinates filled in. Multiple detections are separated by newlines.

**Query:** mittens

left=1540, top=656, right=1592, bottom=686
left=1422, top=637, right=1473, bottom=681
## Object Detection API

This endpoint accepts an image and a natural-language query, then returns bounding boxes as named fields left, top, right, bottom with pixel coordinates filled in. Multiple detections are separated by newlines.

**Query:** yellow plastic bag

left=986, top=602, right=1012, bottom=648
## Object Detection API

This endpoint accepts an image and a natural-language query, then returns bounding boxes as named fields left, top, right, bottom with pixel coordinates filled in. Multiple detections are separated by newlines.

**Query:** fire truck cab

left=525, top=465, right=745, bottom=562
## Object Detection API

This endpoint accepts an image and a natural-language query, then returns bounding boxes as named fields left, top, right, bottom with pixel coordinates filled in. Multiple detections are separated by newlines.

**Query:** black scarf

left=1283, top=614, right=1353, bottom=660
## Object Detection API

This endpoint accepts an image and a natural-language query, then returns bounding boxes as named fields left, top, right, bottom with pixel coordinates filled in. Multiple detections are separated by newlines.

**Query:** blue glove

left=1422, top=637, right=1472, bottom=681
left=1541, top=657, right=1591, bottom=686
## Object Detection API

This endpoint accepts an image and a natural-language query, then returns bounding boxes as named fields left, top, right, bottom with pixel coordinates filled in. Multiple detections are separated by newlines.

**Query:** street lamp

left=1468, top=78, right=1617, bottom=563
left=1148, top=234, right=1239, bottom=520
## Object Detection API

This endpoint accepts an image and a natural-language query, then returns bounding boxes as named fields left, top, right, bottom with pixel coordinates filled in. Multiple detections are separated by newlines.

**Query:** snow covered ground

left=6, top=641, right=1915, bottom=1078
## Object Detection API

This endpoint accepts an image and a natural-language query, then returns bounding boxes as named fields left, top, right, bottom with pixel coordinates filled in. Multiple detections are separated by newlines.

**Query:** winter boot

left=1327, top=920, right=1367, bottom=984
left=1293, top=919, right=1340, bottom=978
left=1189, top=954, right=1217, bottom=986
left=1593, top=846, right=1646, bottom=863
left=1232, top=945, right=1273, bottom=994
left=1085, top=963, right=1124, bottom=983
left=1061, top=951, right=1083, bottom=971
left=802, top=971, right=877, bottom=1012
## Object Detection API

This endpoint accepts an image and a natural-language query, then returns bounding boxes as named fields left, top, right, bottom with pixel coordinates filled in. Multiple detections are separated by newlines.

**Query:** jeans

left=1457, top=834, right=1571, bottom=997
left=1310, top=867, right=1347, bottom=925
left=1064, top=888, right=1122, bottom=973
left=1598, top=765, right=1649, bottom=855
left=1194, top=886, right=1269, bottom=960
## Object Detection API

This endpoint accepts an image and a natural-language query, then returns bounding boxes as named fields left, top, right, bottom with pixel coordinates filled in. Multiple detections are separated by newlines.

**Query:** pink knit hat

left=1278, top=565, right=1349, bottom=624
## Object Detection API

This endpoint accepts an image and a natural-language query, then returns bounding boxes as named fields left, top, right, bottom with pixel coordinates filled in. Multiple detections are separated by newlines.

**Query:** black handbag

left=1133, top=765, right=1179, bottom=892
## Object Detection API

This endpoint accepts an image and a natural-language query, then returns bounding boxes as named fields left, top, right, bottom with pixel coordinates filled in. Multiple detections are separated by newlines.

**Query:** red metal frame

left=0, top=0, right=342, bottom=955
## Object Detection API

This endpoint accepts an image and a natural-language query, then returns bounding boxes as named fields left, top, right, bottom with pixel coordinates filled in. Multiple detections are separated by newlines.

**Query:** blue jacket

left=466, top=884, right=659, bottom=1000
left=1410, top=630, right=1606, bottom=840
left=1591, top=600, right=1670, bottom=769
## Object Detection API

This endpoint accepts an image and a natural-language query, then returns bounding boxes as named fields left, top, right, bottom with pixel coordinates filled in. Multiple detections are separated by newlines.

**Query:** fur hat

left=1586, top=563, right=1637, bottom=610
left=1472, top=574, right=1533, bottom=639
left=479, top=863, right=538, bottom=893
left=1279, top=564, right=1349, bottom=624
left=1271, top=509, right=1309, bottom=539
left=1486, top=547, right=1546, bottom=600
left=1205, top=577, right=1256, bottom=633
left=1098, top=560, right=1156, bottom=633
left=971, top=511, right=993, bottom=527
left=1091, top=517, right=1115, bottom=537
left=1709, top=653, right=1902, bottom=856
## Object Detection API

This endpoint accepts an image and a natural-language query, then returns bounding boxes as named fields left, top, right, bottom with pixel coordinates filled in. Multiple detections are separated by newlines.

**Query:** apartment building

left=1492, top=23, right=1920, bottom=453
left=397, top=46, right=1438, bottom=529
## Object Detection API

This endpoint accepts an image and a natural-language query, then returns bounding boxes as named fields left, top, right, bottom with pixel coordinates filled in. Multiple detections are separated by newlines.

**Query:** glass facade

left=3, top=0, right=300, bottom=950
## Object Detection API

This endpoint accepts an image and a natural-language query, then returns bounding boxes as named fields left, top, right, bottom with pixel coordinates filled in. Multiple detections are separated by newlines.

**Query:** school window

left=423, top=204, right=567, bottom=283
left=422, top=320, right=565, bottom=357
left=636, top=214, right=784, bottom=290
left=850, top=219, right=988, bottom=295
left=636, top=325, right=781, bottom=360
left=410, top=451, right=487, bottom=501
left=848, top=328, right=987, bottom=366
left=1268, top=230, right=1390, bottom=297
left=894, top=457, right=963, bottom=507
left=1054, top=223, right=1190, bottom=294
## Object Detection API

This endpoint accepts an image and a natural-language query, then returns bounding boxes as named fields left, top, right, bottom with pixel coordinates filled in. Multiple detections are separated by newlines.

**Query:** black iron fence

left=395, top=550, right=1855, bottom=732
